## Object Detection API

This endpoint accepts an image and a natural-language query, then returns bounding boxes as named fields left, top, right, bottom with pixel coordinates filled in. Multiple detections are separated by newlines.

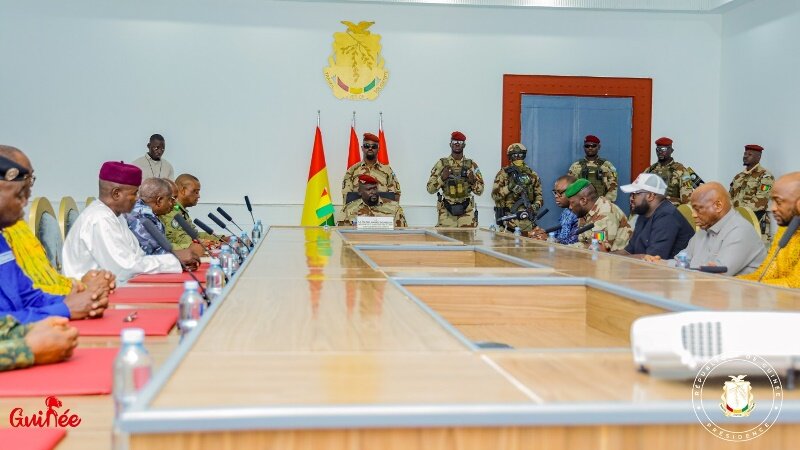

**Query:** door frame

left=502, top=74, right=652, bottom=183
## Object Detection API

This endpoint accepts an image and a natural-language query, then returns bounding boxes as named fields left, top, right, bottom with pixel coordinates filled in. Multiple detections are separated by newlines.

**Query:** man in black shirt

left=618, top=173, right=695, bottom=259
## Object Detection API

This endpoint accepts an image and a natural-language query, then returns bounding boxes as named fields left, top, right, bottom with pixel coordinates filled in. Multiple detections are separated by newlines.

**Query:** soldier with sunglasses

left=341, top=133, right=401, bottom=205
left=568, top=135, right=618, bottom=202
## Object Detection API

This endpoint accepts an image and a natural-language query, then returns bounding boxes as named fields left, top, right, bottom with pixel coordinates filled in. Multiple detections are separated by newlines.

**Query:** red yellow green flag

left=301, top=126, right=335, bottom=226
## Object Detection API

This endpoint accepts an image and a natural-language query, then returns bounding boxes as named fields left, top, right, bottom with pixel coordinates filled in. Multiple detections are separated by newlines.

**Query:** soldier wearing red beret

left=338, top=174, right=407, bottom=227
left=341, top=132, right=401, bottom=205
left=426, top=131, right=485, bottom=227
left=729, top=144, right=774, bottom=232
left=644, top=137, right=694, bottom=206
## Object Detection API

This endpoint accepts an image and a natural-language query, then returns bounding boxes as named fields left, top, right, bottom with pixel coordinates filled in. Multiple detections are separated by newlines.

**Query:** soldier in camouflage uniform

left=338, top=174, right=407, bottom=227
left=565, top=179, right=632, bottom=251
left=491, top=143, right=542, bottom=232
left=644, top=137, right=694, bottom=206
left=0, top=316, right=78, bottom=372
left=342, top=133, right=402, bottom=204
left=161, top=173, right=220, bottom=249
left=426, top=131, right=484, bottom=227
left=567, top=135, right=618, bottom=202
left=729, top=144, right=774, bottom=226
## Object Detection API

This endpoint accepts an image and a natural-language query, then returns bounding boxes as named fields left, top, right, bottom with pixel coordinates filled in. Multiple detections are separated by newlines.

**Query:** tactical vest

left=579, top=158, right=607, bottom=196
left=441, top=157, right=473, bottom=200
left=650, top=163, right=680, bottom=199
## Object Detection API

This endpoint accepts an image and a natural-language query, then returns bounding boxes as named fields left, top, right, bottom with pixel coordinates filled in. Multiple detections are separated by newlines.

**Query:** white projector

left=630, top=312, right=800, bottom=380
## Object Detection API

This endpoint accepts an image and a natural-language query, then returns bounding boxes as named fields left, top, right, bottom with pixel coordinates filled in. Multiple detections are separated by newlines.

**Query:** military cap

left=0, top=154, right=29, bottom=182
left=584, top=135, right=600, bottom=144
left=655, top=137, right=673, bottom=147
left=565, top=178, right=591, bottom=198
left=363, top=133, right=379, bottom=143
left=744, top=144, right=764, bottom=152
left=451, top=131, right=466, bottom=141
left=357, top=174, right=379, bottom=185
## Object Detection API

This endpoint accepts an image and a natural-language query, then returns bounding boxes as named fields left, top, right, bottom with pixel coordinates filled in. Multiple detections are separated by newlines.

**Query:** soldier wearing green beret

left=565, top=178, right=632, bottom=252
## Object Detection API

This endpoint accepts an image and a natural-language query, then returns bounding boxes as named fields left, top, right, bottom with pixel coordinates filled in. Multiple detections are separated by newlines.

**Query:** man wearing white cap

left=618, top=173, right=695, bottom=259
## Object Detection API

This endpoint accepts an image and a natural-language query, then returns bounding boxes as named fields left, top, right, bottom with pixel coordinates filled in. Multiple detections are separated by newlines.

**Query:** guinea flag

left=301, top=126, right=335, bottom=226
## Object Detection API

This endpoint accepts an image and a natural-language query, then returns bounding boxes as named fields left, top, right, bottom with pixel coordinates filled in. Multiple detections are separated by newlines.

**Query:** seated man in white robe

left=63, top=161, right=199, bottom=282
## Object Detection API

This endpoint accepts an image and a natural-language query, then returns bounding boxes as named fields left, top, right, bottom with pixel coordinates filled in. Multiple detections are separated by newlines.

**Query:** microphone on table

left=193, top=218, right=227, bottom=242
left=174, top=215, right=202, bottom=245
left=758, top=216, right=800, bottom=282
left=216, top=207, right=244, bottom=233
left=244, top=195, right=256, bottom=223
left=572, top=222, right=595, bottom=236
left=543, top=224, right=562, bottom=234
left=208, top=212, right=234, bottom=235
left=497, top=207, right=549, bottom=223
left=698, top=265, right=728, bottom=274
left=140, top=219, right=208, bottom=302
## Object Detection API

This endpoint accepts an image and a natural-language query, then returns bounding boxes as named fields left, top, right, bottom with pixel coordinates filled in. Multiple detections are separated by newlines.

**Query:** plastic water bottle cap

left=209, top=258, right=220, bottom=266
left=121, top=328, right=145, bottom=344
left=184, top=280, right=200, bottom=290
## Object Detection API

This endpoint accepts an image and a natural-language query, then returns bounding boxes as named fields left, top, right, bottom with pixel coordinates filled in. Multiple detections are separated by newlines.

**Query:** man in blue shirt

left=530, top=175, right=579, bottom=244
left=618, top=173, right=695, bottom=259
left=0, top=146, right=107, bottom=323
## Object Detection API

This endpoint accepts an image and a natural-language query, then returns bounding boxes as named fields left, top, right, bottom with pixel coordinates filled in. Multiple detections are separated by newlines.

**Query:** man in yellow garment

left=738, top=172, right=800, bottom=288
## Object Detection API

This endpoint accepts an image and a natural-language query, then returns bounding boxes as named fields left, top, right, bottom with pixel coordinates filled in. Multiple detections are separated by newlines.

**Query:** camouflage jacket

left=491, top=164, right=543, bottom=212
left=338, top=198, right=407, bottom=227
left=729, top=164, right=774, bottom=213
left=0, top=315, right=34, bottom=372
left=160, top=204, right=218, bottom=250
left=572, top=196, right=632, bottom=251
left=341, top=161, right=401, bottom=204
left=644, top=160, right=694, bottom=205
left=568, top=158, right=618, bottom=201
left=426, top=156, right=484, bottom=203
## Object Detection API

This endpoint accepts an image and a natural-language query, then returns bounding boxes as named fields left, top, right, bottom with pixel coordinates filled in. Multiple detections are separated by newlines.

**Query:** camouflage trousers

left=436, top=198, right=478, bottom=227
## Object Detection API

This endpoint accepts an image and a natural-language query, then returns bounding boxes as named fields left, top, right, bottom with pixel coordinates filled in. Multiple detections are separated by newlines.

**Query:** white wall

left=0, top=0, right=722, bottom=226
left=719, top=0, right=800, bottom=184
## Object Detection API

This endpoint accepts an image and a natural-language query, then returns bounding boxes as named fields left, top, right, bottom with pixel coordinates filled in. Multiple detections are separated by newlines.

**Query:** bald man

left=161, top=173, right=220, bottom=249
left=739, top=172, right=800, bottom=287
left=645, top=182, right=766, bottom=275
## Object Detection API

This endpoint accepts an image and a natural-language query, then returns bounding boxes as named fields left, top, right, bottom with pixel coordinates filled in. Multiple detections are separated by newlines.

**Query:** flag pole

left=317, top=110, right=320, bottom=127
left=379, top=111, right=383, bottom=131
left=352, top=111, right=356, bottom=128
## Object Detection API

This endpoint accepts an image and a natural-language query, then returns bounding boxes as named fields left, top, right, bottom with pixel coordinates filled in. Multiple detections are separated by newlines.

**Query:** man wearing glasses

left=341, top=133, right=401, bottom=205
left=427, top=131, right=484, bottom=227
left=618, top=173, right=695, bottom=259
left=568, top=135, right=618, bottom=202
left=530, top=175, right=579, bottom=244
left=643, top=137, right=694, bottom=206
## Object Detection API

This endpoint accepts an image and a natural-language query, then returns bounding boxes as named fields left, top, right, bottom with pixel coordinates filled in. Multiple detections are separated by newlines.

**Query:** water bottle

left=237, top=235, right=250, bottom=261
left=219, top=245, right=235, bottom=278
left=251, top=220, right=262, bottom=242
left=547, top=232, right=557, bottom=244
left=205, top=258, right=225, bottom=302
left=228, top=236, right=243, bottom=264
left=676, top=250, right=690, bottom=269
left=241, top=232, right=253, bottom=250
left=488, top=224, right=497, bottom=232
left=513, top=226, right=522, bottom=237
left=112, top=328, right=152, bottom=450
left=256, top=219, right=264, bottom=236
left=589, top=238, right=600, bottom=252
left=178, top=281, right=204, bottom=338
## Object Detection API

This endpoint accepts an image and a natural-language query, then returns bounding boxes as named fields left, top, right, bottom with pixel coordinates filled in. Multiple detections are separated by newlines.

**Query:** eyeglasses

left=363, top=143, right=379, bottom=150
left=655, top=146, right=670, bottom=152
left=552, top=189, right=566, bottom=197
left=583, top=144, right=598, bottom=148
left=169, top=196, right=177, bottom=202
left=451, top=140, right=465, bottom=146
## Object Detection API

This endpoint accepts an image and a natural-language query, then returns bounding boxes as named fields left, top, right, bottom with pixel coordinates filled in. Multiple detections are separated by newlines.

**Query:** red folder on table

left=70, top=309, right=178, bottom=336
left=0, top=348, right=116, bottom=396
left=128, top=268, right=207, bottom=284
left=0, top=429, right=66, bottom=450
left=109, top=286, right=185, bottom=304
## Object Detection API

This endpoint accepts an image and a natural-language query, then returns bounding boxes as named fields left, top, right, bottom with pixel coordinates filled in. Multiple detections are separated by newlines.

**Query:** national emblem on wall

left=323, top=21, right=389, bottom=100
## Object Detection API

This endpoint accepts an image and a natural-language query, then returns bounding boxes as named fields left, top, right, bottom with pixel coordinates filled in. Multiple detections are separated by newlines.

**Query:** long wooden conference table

left=7, top=226, right=800, bottom=449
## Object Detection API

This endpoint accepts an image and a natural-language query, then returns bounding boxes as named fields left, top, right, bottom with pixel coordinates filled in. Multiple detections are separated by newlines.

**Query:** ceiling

left=298, top=0, right=751, bottom=13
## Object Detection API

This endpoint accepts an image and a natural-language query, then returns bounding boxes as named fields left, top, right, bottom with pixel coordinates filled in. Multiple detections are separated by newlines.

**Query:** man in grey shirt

left=645, top=182, right=766, bottom=275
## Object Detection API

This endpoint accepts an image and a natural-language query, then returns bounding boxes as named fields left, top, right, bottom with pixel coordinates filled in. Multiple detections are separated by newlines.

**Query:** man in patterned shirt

left=530, top=175, right=578, bottom=244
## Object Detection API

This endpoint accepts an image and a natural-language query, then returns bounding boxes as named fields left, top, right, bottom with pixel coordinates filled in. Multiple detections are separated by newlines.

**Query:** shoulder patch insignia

left=760, top=184, right=771, bottom=192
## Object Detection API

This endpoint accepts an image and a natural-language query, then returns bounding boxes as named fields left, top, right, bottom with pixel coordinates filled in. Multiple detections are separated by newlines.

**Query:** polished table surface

left=8, top=227, right=797, bottom=449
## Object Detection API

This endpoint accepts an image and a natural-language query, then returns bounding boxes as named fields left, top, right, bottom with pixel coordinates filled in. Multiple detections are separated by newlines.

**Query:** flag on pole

left=301, top=125, right=335, bottom=226
left=347, top=112, right=360, bottom=168
left=377, top=112, right=389, bottom=165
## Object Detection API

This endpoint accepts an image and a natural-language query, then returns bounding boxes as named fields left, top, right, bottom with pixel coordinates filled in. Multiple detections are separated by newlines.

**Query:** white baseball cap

left=620, top=173, right=667, bottom=195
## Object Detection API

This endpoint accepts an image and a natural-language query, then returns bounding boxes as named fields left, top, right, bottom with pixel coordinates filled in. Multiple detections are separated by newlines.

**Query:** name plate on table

left=356, top=216, right=394, bottom=230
